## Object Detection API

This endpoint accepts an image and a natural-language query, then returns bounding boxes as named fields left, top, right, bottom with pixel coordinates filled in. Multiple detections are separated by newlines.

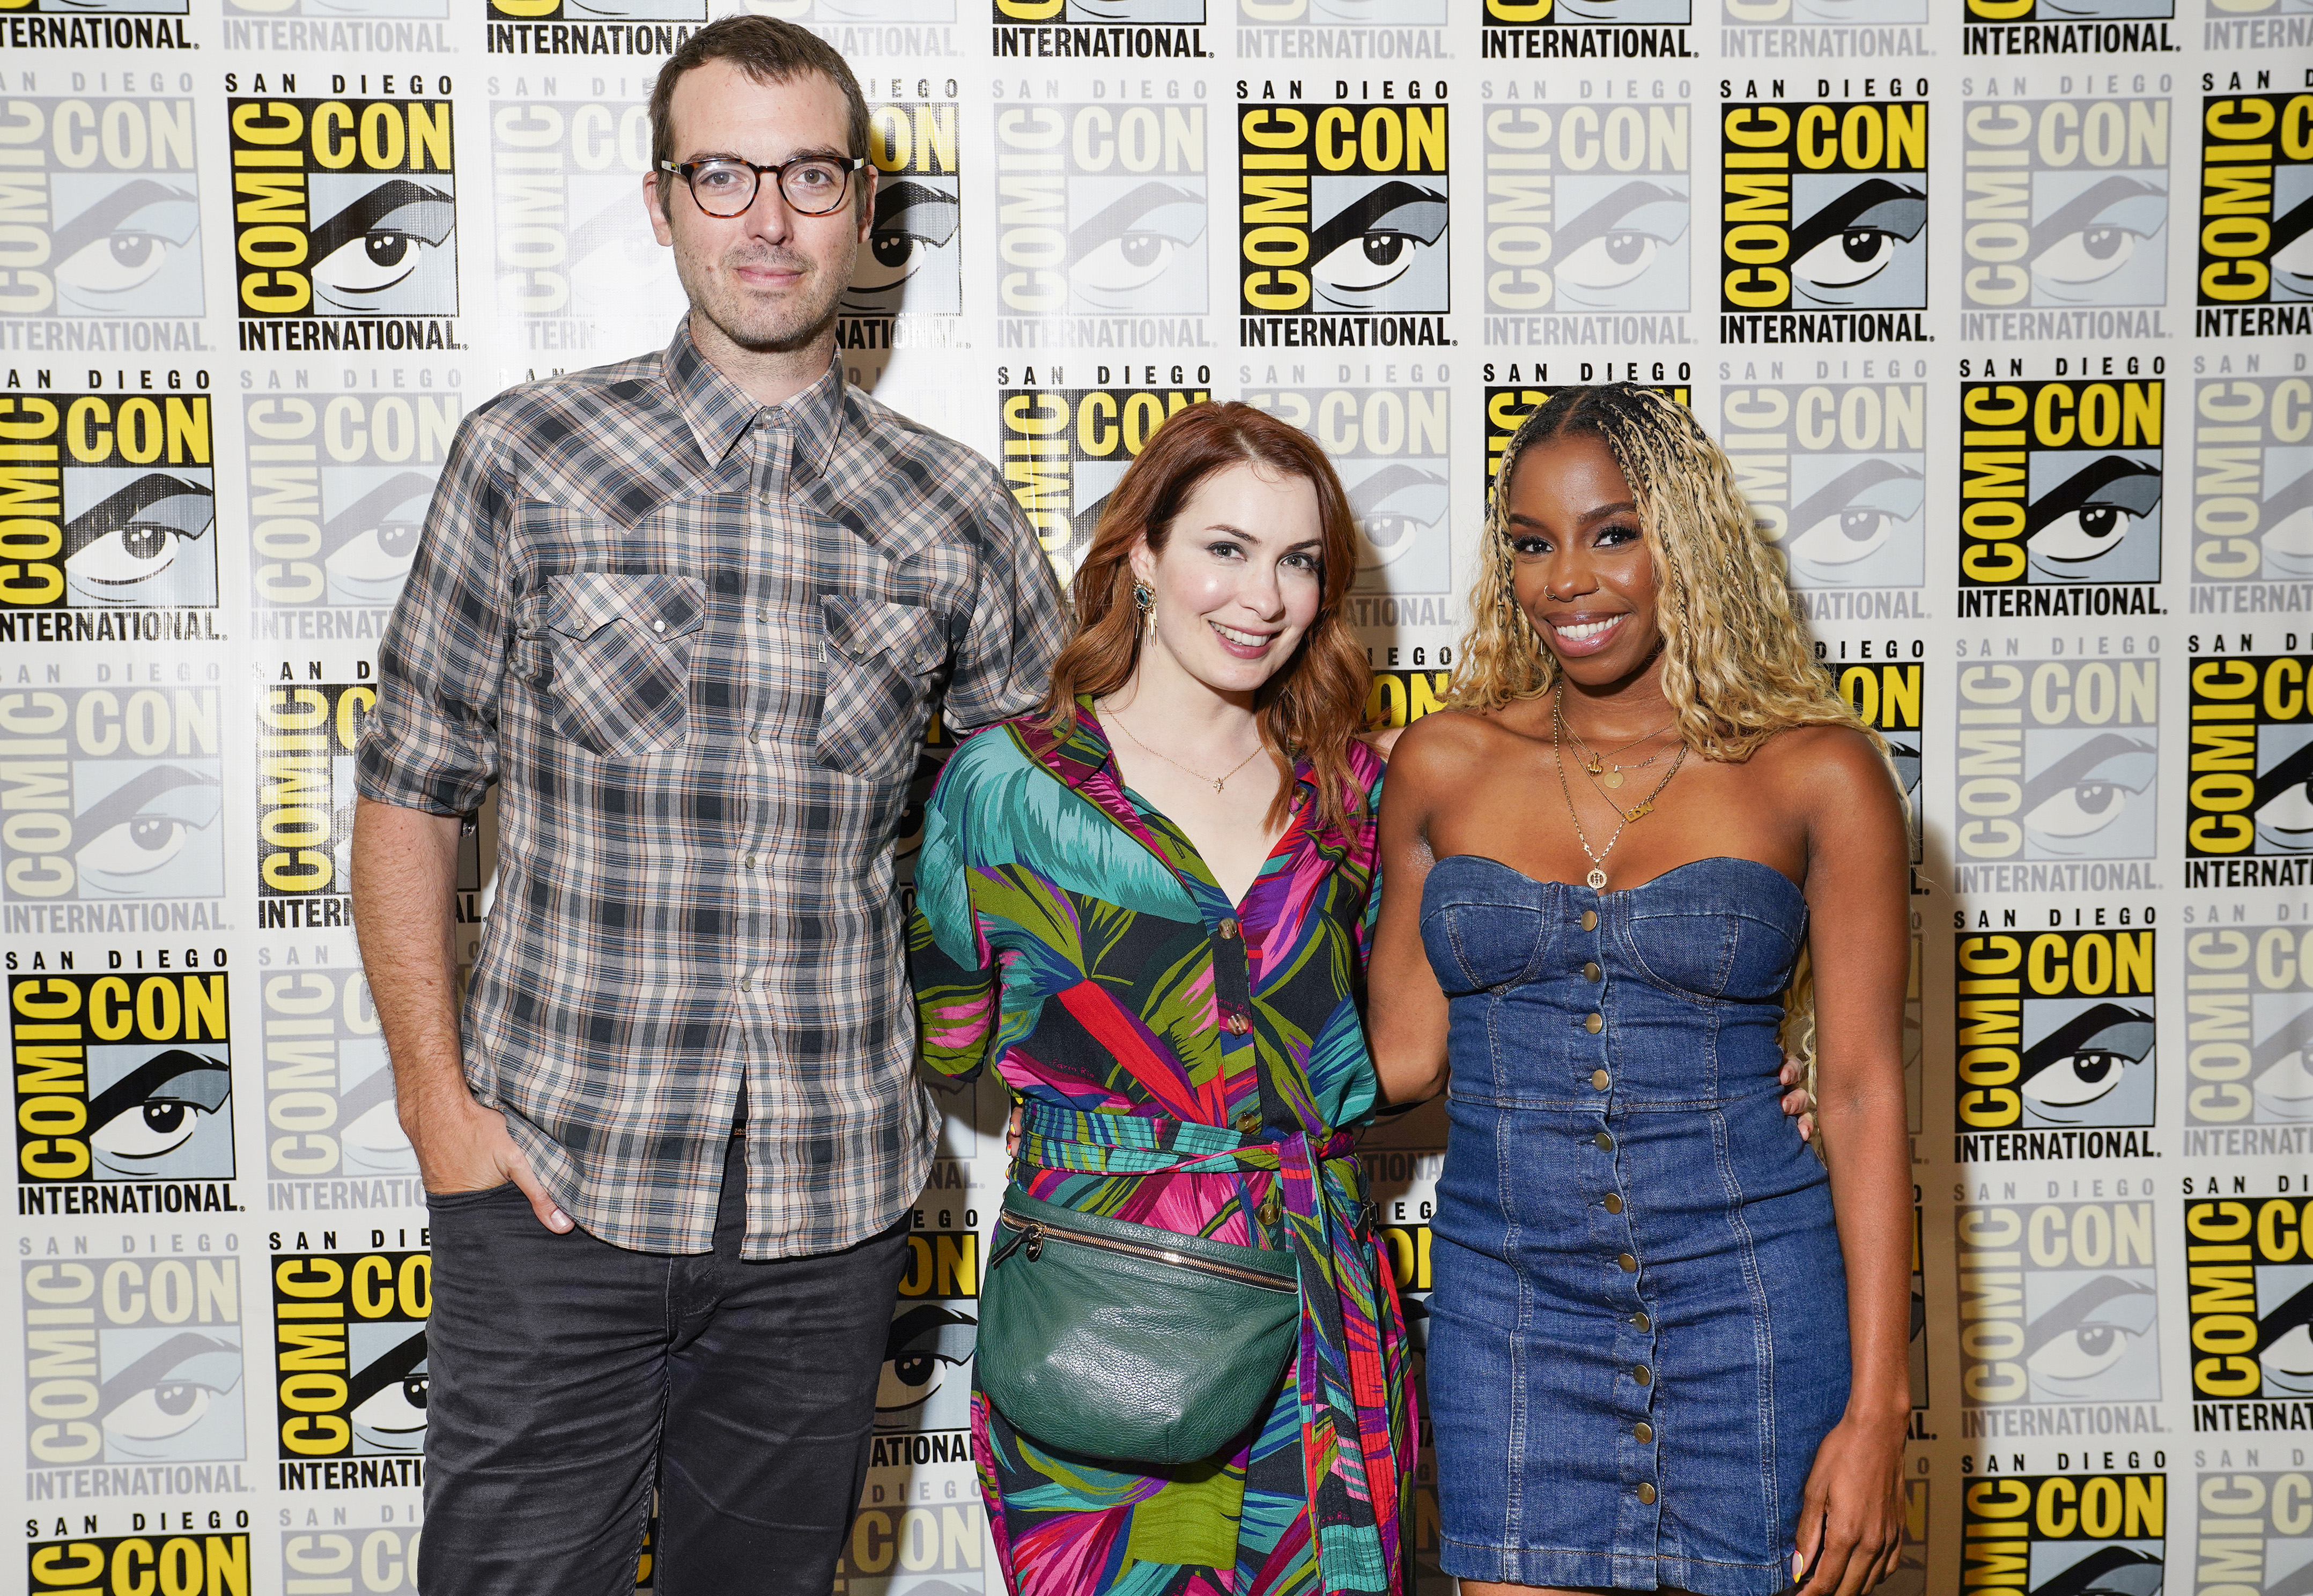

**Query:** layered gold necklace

left=1553, top=689, right=1687, bottom=891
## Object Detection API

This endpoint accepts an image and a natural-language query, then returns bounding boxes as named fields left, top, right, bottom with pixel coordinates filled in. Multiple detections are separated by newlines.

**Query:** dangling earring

left=1133, top=579, right=1156, bottom=636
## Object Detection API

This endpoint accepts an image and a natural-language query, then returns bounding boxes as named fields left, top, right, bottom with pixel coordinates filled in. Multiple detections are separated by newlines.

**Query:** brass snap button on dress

left=1633, top=1365, right=1652, bottom=1386
left=1584, top=1013, right=1604, bottom=1034
left=1637, top=1483, right=1657, bottom=1505
left=1617, top=1253, right=1638, bottom=1273
left=1595, top=1130, right=1614, bottom=1150
left=1603, top=1193, right=1624, bottom=1214
left=1631, top=1312, right=1651, bottom=1331
left=1592, top=1069, right=1611, bottom=1090
left=1580, top=910, right=1598, bottom=931
left=1634, top=1421, right=1653, bottom=1443
left=1584, top=962, right=1602, bottom=981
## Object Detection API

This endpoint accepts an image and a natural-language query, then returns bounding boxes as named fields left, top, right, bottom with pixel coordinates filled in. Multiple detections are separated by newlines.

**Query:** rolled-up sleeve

left=940, top=471, right=1069, bottom=734
left=356, top=407, right=513, bottom=816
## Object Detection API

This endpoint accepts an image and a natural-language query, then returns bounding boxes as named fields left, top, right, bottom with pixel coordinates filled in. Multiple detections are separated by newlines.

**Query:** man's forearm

left=350, top=796, right=473, bottom=1141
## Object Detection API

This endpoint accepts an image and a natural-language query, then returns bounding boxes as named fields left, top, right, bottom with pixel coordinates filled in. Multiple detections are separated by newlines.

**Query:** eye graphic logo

left=9, top=973, right=233, bottom=1186
left=1721, top=101, right=1928, bottom=314
left=1959, top=382, right=2163, bottom=589
left=1249, top=383, right=1449, bottom=593
left=2198, top=95, right=2313, bottom=335
left=994, top=104, right=1207, bottom=327
left=999, top=382, right=1211, bottom=575
left=2185, top=1197, right=2313, bottom=1410
left=747, top=0, right=952, bottom=20
left=880, top=1221, right=977, bottom=1433
left=2184, top=655, right=2313, bottom=862
left=1954, top=933, right=2156, bottom=1139
left=273, top=1249, right=430, bottom=1465
left=1720, top=383, right=1925, bottom=591
left=0, top=688, right=224, bottom=903
left=2192, top=1469, right=2313, bottom=1596
left=1239, top=104, right=1449, bottom=325
left=491, top=100, right=681, bottom=337
left=843, top=104, right=959, bottom=320
left=245, top=390, right=459, bottom=614
left=2190, top=378, right=2313, bottom=587
left=2183, top=923, right=2313, bottom=1132
left=1954, top=660, right=2159, bottom=866
left=1957, top=1199, right=2162, bottom=1409
left=1831, top=662, right=1923, bottom=865
left=228, top=99, right=457, bottom=323
left=1723, top=0, right=1921, bottom=26
left=0, top=394, right=215, bottom=614
left=28, top=1537, right=249, bottom=1596
left=0, top=99, right=202, bottom=321
left=1964, top=0, right=2170, bottom=17
left=1960, top=1474, right=2165, bottom=1596
left=1483, top=104, right=1689, bottom=315
left=1961, top=100, right=2169, bottom=317
left=20, top=1255, right=242, bottom=1468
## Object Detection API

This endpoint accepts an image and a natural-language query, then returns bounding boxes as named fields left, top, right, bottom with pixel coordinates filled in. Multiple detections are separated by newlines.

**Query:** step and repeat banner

left=0, top=0, right=2307, bottom=1591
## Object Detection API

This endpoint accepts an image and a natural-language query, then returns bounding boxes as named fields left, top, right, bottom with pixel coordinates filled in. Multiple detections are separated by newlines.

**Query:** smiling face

left=1505, top=433, right=1665, bottom=689
left=645, top=61, right=873, bottom=361
left=1128, top=460, right=1327, bottom=706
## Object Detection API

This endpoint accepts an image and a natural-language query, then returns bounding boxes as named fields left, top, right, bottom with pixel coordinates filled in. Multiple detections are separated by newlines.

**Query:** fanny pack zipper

left=996, top=1209, right=1297, bottom=1293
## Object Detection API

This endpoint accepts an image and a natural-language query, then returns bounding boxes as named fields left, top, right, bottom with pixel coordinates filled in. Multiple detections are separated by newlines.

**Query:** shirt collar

left=661, top=316, right=846, bottom=480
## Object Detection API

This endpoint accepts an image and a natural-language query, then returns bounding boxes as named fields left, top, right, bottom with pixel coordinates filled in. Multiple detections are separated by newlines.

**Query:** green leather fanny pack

left=977, top=1185, right=1300, bottom=1466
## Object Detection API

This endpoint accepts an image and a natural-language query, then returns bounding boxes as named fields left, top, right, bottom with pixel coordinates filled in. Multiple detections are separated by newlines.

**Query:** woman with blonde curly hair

left=1365, top=384, right=1912, bottom=1596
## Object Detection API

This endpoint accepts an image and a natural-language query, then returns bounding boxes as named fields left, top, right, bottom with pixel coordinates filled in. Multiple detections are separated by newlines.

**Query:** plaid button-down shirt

left=357, top=321, right=1069, bottom=1258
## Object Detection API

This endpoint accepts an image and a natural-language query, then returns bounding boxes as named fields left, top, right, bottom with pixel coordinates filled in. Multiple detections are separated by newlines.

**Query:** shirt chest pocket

left=529, top=572, right=707, bottom=760
left=815, top=595, right=947, bottom=784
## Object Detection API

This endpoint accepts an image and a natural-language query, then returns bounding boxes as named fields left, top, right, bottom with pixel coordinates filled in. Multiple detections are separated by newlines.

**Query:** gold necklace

left=1562, top=713, right=1676, bottom=790
left=1105, top=706, right=1265, bottom=794
left=1553, top=691, right=1687, bottom=890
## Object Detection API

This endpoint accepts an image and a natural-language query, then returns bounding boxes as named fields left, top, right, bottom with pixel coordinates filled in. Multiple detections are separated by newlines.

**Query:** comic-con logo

left=1957, top=381, right=2164, bottom=594
left=878, top=1213, right=978, bottom=1437
left=271, top=1247, right=428, bottom=1477
left=490, top=99, right=678, bottom=341
left=1249, top=380, right=1448, bottom=593
left=844, top=102, right=960, bottom=322
left=0, top=98, right=201, bottom=323
left=993, top=102, right=1205, bottom=339
left=2184, top=654, right=2313, bottom=869
left=1953, top=657, right=2159, bottom=870
left=0, top=391, right=215, bottom=617
left=282, top=1529, right=420, bottom=1595
left=2196, top=94, right=2313, bottom=338
left=21, top=1253, right=242, bottom=1467
left=1960, top=99, right=2169, bottom=328
left=1365, top=667, right=1451, bottom=733
left=1479, top=0, right=1688, bottom=55
left=1720, top=381, right=1925, bottom=594
left=254, top=684, right=369, bottom=918
left=1833, top=660, right=1923, bottom=864
left=1238, top=101, right=1449, bottom=339
left=997, top=374, right=1211, bottom=574
left=1719, top=97, right=1928, bottom=339
left=487, top=0, right=701, bottom=22
left=2193, top=1469, right=2313, bottom=1595
left=1955, top=1196, right=2161, bottom=1418
left=28, top=1536, right=249, bottom=1596
left=2185, top=1197, right=2313, bottom=1417
left=1482, top=102, right=1688, bottom=315
left=227, top=96, right=458, bottom=337
left=1960, top=0, right=2175, bottom=54
left=0, top=689, right=223, bottom=902
left=261, top=954, right=413, bottom=1187
left=9, top=972, right=234, bottom=1188
left=2183, top=922, right=2313, bottom=1133
left=2190, top=378, right=2313, bottom=590
left=245, top=388, right=459, bottom=619
left=1953, top=932, right=2156, bottom=1148
left=1960, top=1473, right=2165, bottom=1596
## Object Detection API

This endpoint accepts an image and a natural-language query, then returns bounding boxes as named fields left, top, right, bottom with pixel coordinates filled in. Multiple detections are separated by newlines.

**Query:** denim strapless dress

left=1421, top=855, right=1850, bottom=1596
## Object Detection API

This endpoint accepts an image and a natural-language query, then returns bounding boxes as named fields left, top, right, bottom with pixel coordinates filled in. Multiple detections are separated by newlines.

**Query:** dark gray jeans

left=419, top=1140, right=910, bottom=1595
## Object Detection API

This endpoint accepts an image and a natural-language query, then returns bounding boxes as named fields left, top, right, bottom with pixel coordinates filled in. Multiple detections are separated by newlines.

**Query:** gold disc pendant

left=1586, top=868, right=1608, bottom=890
left=1601, top=769, right=1625, bottom=789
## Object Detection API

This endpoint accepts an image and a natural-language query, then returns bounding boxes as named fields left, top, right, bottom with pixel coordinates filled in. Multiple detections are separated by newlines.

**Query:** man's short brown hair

left=648, top=15, right=873, bottom=214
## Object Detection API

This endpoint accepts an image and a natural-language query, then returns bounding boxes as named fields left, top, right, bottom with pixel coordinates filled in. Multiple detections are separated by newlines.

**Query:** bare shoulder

left=1388, top=708, right=1507, bottom=786
left=1753, top=723, right=1904, bottom=822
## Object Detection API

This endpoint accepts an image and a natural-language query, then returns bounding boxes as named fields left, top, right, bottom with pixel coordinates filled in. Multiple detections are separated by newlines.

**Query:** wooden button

left=1618, top=1252, right=1638, bottom=1273
left=1580, top=910, right=1598, bottom=930
left=1633, top=1365, right=1652, bottom=1385
left=1595, top=1130, right=1614, bottom=1150
left=1603, top=1193, right=1624, bottom=1214
left=1634, top=1422, right=1653, bottom=1443
left=1592, top=1069, right=1610, bottom=1090
left=1584, top=1013, right=1604, bottom=1034
left=1637, top=1483, right=1657, bottom=1505
left=1584, top=961, right=1602, bottom=981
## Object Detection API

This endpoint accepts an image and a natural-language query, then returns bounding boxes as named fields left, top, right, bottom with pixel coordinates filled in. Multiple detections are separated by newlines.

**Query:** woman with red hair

left=907, top=400, right=1415, bottom=1593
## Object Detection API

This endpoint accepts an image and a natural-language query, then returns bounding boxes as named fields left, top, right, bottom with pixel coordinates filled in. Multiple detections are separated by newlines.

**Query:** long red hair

left=1040, top=400, right=1372, bottom=839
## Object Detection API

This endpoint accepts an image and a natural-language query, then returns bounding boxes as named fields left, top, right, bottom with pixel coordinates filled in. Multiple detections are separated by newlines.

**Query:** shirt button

left=652, top=618, right=666, bottom=633
left=1603, top=1193, right=1624, bottom=1214
left=1592, top=1069, right=1610, bottom=1090
left=748, top=730, right=762, bottom=744
left=1584, top=961, right=1602, bottom=981
left=1258, top=1187, right=1283, bottom=1226
left=756, top=608, right=769, bottom=623
left=1580, top=909, right=1598, bottom=931
left=1224, top=1011, right=1251, bottom=1035
left=1218, top=918, right=1240, bottom=940
left=1235, top=1110, right=1262, bottom=1134
left=1637, top=1482, right=1657, bottom=1505
left=1634, top=1421, right=1653, bottom=1443
left=743, top=855, right=757, bottom=871
left=1595, top=1130, right=1613, bottom=1151
left=1633, top=1365, right=1652, bottom=1386
left=1584, top=1013, right=1604, bottom=1034
left=1618, top=1252, right=1639, bottom=1273
left=736, top=977, right=752, bottom=993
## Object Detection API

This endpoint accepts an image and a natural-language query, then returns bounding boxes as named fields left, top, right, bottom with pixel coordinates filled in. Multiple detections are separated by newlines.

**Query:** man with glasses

left=348, top=18, right=1068, bottom=1594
